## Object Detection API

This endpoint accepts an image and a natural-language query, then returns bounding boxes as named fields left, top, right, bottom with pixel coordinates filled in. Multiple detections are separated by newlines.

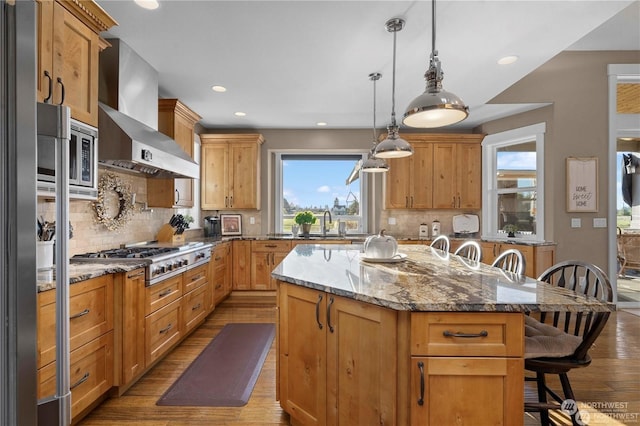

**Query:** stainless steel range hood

left=98, top=39, right=198, bottom=179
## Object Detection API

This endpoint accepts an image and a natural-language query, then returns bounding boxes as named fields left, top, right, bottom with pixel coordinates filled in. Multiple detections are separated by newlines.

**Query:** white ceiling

left=97, top=0, right=640, bottom=130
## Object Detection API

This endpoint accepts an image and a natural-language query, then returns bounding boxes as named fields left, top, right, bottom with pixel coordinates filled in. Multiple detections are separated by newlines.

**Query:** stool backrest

left=429, top=235, right=450, bottom=252
left=491, top=249, right=526, bottom=275
left=454, top=240, right=482, bottom=262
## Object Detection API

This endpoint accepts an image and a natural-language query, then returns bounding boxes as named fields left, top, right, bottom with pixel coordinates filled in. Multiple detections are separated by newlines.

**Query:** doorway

left=609, top=64, right=640, bottom=308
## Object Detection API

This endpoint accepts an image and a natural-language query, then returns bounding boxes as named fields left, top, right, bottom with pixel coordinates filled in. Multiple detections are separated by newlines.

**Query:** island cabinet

left=384, top=134, right=484, bottom=210
left=232, top=240, right=253, bottom=291
left=278, top=282, right=398, bottom=426
left=409, top=312, right=524, bottom=425
left=37, top=274, right=114, bottom=422
left=480, top=241, right=556, bottom=279
left=148, top=99, right=202, bottom=208
left=200, top=134, right=264, bottom=210
left=252, top=241, right=291, bottom=290
left=36, top=0, right=116, bottom=127
left=211, top=242, right=232, bottom=306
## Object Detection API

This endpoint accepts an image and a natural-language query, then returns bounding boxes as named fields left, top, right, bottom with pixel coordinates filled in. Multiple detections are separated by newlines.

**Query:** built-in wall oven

left=37, top=117, right=98, bottom=199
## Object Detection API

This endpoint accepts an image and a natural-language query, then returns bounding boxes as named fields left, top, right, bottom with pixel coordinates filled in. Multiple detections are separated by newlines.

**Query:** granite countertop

left=37, top=260, right=148, bottom=292
left=271, top=244, right=610, bottom=313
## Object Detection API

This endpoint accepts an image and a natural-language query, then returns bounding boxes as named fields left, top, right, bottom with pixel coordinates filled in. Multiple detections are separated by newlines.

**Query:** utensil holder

left=37, top=240, right=54, bottom=270
left=156, top=223, right=185, bottom=244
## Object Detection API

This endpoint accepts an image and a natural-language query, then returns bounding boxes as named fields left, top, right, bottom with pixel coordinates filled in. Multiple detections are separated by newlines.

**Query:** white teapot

left=363, top=229, right=398, bottom=259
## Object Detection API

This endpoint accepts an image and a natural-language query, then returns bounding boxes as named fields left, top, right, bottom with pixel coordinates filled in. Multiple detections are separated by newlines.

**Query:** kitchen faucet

left=323, top=210, right=332, bottom=236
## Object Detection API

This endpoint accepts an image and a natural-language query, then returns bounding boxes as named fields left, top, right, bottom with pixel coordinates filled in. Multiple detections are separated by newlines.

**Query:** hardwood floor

left=78, top=293, right=639, bottom=426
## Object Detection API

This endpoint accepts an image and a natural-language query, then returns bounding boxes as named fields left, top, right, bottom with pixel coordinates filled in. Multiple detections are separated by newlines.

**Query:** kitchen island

left=272, top=244, right=610, bottom=426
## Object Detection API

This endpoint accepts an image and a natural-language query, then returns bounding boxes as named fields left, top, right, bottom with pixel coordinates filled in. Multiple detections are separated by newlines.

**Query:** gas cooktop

left=72, top=246, right=178, bottom=259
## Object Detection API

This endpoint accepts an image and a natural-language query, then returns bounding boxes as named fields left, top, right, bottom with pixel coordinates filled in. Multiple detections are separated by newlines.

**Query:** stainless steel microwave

left=37, top=118, right=98, bottom=199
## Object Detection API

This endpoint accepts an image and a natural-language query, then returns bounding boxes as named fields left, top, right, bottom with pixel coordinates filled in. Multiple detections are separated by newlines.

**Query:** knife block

left=156, top=223, right=185, bottom=244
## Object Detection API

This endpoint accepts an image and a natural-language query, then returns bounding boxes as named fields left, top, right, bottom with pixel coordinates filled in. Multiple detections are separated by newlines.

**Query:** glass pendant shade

left=403, top=0, right=468, bottom=128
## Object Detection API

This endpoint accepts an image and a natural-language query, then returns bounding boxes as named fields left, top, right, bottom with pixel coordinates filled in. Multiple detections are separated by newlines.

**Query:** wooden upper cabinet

left=148, top=99, right=202, bottom=208
left=36, top=0, right=116, bottom=127
left=200, top=134, right=264, bottom=210
left=384, top=133, right=484, bottom=210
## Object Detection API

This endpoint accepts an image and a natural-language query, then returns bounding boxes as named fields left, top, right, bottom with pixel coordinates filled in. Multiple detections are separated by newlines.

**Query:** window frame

left=272, top=150, right=369, bottom=234
left=482, top=123, right=546, bottom=242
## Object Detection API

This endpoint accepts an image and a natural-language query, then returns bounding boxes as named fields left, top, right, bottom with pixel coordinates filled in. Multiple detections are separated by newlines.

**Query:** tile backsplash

left=378, top=209, right=481, bottom=238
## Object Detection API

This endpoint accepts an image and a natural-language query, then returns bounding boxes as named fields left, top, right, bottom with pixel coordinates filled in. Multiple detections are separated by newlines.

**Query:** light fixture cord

left=431, top=0, right=436, bottom=56
left=372, top=76, right=377, bottom=145
left=391, top=25, right=398, bottom=127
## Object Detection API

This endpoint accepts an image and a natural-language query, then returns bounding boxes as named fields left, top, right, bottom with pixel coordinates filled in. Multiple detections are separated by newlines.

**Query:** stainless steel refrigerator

left=1, top=2, right=71, bottom=425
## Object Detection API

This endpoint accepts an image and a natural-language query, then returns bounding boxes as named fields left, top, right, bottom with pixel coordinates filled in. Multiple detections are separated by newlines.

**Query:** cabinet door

left=385, top=155, right=412, bottom=209
left=410, top=357, right=523, bottom=426
left=410, top=143, right=434, bottom=209
left=232, top=240, right=252, bottom=290
left=251, top=251, right=273, bottom=290
left=432, top=143, right=457, bottom=209
left=480, top=242, right=500, bottom=266
left=121, top=268, right=146, bottom=386
left=36, top=0, right=54, bottom=104
left=326, top=295, right=397, bottom=425
left=229, top=142, right=260, bottom=209
left=456, top=143, right=481, bottom=209
left=278, top=284, right=327, bottom=426
left=54, top=2, right=100, bottom=126
left=201, top=143, right=229, bottom=209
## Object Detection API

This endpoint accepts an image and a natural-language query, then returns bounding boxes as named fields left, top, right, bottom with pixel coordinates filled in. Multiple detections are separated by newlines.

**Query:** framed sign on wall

left=566, top=157, right=598, bottom=212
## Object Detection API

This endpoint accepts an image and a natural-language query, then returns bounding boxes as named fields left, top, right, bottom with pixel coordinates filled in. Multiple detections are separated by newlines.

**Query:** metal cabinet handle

left=417, top=361, right=425, bottom=406
left=443, top=330, right=488, bottom=338
left=406, top=196, right=409, bottom=208
left=452, top=196, right=456, bottom=208
left=410, top=196, right=414, bottom=208
left=229, top=195, right=233, bottom=207
left=326, top=296, right=335, bottom=333
left=43, top=70, right=53, bottom=103
left=70, top=372, right=90, bottom=390
left=265, top=244, right=278, bottom=248
left=127, top=270, right=145, bottom=279
left=191, top=303, right=201, bottom=311
left=158, top=288, right=172, bottom=298
left=56, top=77, right=65, bottom=105
left=315, top=294, right=323, bottom=330
left=159, top=323, right=173, bottom=334
left=175, top=189, right=180, bottom=204
left=191, top=273, right=203, bottom=282
left=70, top=308, right=90, bottom=320
left=225, top=196, right=228, bottom=208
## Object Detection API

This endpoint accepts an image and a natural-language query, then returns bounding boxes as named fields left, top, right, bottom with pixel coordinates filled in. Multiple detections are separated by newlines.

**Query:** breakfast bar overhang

left=272, top=244, right=612, bottom=426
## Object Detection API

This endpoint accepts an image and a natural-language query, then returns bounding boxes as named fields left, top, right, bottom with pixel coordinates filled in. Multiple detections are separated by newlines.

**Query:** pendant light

left=373, top=18, right=413, bottom=159
left=361, top=72, right=389, bottom=173
left=402, top=0, right=469, bottom=128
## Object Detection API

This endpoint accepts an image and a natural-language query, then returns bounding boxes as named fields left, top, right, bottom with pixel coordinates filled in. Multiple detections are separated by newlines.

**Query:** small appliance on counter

left=419, top=223, right=429, bottom=240
left=203, top=215, right=221, bottom=239
left=452, top=214, right=480, bottom=238
left=431, top=220, right=441, bottom=238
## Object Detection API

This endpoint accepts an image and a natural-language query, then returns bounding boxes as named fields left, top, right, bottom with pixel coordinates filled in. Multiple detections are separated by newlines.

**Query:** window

left=482, top=123, right=545, bottom=241
left=273, top=153, right=368, bottom=234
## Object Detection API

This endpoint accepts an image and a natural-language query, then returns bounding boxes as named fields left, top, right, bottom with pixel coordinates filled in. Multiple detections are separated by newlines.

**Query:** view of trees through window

left=278, top=154, right=365, bottom=234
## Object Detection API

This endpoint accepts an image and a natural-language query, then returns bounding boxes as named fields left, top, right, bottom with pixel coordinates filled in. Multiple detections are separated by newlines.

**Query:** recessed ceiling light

left=498, top=55, right=519, bottom=65
left=234, top=112, right=246, bottom=117
left=211, top=85, right=227, bottom=92
left=316, top=122, right=327, bottom=126
left=135, top=0, right=159, bottom=10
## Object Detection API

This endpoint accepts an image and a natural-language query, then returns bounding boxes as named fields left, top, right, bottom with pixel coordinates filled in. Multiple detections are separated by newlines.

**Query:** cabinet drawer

left=183, top=263, right=208, bottom=294
left=145, top=275, right=183, bottom=316
left=38, top=274, right=113, bottom=369
left=411, top=312, right=523, bottom=357
left=38, top=331, right=114, bottom=417
left=145, top=298, right=181, bottom=367
left=182, top=284, right=208, bottom=333
left=251, top=240, right=291, bottom=252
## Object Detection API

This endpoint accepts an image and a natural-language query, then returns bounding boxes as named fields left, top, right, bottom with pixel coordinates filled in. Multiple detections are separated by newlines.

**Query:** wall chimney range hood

left=98, top=39, right=198, bottom=179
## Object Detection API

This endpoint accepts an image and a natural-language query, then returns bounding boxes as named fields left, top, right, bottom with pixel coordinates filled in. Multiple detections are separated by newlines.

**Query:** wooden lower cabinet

left=181, top=282, right=208, bottom=334
left=278, top=282, right=397, bottom=426
left=252, top=241, right=291, bottom=290
left=481, top=241, right=555, bottom=278
left=410, top=312, right=524, bottom=426
left=212, top=242, right=232, bottom=306
left=232, top=240, right=252, bottom=290
left=116, top=268, right=146, bottom=390
left=37, top=274, right=115, bottom=422
left=145, top=298, right=182, bottom=367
